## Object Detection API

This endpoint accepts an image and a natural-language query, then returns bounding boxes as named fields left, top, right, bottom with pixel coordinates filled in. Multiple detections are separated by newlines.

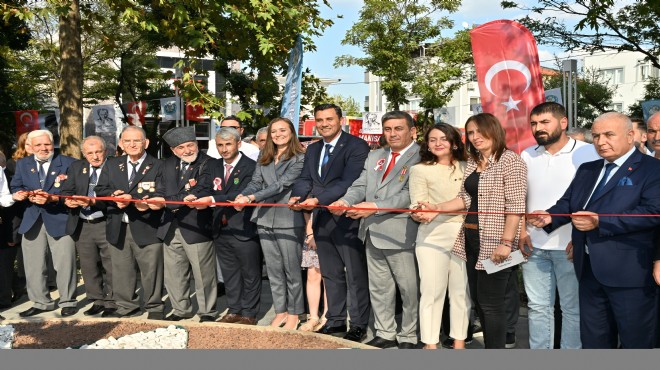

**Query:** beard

left=534, top=127, right=563, bottom=146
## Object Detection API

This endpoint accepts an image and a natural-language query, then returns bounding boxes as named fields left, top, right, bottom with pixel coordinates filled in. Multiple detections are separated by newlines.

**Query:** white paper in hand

left=481, top=250, right=525, bottom=274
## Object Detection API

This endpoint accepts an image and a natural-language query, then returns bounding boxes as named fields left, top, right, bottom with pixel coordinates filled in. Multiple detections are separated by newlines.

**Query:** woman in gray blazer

left=234, top=117, right=305, bottom=330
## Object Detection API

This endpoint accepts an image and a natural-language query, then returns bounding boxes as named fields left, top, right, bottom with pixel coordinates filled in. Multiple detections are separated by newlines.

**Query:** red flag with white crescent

left=14, top=110, right=40, bottom=137
left=186, top=101, right=205, bottom=122
left=470, top=20, right=544, bottom=154
left=127, top=101, right=146, bottom=126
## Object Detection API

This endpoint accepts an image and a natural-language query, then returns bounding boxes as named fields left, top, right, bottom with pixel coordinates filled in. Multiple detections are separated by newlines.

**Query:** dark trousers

left=75, top=220, right=115, bottom=308
left=465, top=229, right=512, bottom=349
left=214, top=231, right=262, bottom=318
left=0, top=246, right=22, bottom=306
left=315, top=212, right=371, bottom=329
left=579, top=254, right=658, bottom=349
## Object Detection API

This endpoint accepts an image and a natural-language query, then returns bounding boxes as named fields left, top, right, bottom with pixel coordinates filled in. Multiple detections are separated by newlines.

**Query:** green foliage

left=627, top=77, right=660, bottom=119
left=544, top=63, right=616, bottom=128
left=327, top=95, right=362, bottom=116
left=502, top=0, right=660, bottom=69
left=336, top=0, right=461, bottom=110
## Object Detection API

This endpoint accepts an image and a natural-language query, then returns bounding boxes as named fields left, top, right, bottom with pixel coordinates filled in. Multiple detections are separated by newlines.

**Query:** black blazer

left=60, top=159, right=108, bottom=236
left=196, top=155, right=257, bottom=241
left=95, top=154, right=164, bottom=246
left=156, top=152, right=213, bottom=244
left=291, top=132, right=369, bottom=230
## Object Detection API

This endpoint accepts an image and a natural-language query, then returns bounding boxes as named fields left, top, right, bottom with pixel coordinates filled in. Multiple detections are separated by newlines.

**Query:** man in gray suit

left=330, top=111, right=421, bottom=349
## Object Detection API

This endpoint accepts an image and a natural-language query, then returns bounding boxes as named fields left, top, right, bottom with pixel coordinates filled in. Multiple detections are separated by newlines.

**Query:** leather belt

left=464, top=223, right=479, bottom=230
left=80, top=216, right=106, bottom=224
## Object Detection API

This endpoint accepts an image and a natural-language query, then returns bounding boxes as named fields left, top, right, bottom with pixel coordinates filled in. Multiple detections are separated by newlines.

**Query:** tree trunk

left=57, top=0, right=83, bottom=158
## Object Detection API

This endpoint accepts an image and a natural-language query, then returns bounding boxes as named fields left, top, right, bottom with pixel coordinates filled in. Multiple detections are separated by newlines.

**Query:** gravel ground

left=9, top=320, right=348, bottom=349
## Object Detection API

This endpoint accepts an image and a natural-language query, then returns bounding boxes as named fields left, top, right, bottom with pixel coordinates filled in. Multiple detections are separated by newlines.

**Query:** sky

left=303, top=0, right=617, bottom=104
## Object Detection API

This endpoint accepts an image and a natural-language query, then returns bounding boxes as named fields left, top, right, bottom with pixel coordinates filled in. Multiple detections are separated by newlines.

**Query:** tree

left=327, top=95, right=362, bottom=116
left=335, top=0, right=461, bottom=110
left=501, top=0, right=660, bottom=69
left=628, top=77, right=660, bottom=119
left=543, top=63, right=616, bottom=128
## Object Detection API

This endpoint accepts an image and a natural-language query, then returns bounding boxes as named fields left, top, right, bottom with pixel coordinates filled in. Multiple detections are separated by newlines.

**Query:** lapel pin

left=628, top=167, right=632, bottom=171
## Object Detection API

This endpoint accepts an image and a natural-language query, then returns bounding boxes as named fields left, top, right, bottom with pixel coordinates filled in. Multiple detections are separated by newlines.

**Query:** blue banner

left=280, top=35, right=304, bottom=134
left=641, top=99, right=660, bottom=121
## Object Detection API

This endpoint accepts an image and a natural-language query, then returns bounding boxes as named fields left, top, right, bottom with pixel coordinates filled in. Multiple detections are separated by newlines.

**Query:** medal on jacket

left=213, top=177, right=222, bottom=191
left=233, top=178, right=239, bottom=185
left=54, top=174, right=67, bottom=188
left=375, top=158, right=386, bottom=172
left=82, top=167, right=87, bottom=174
left=399, top=166, right=408, bottom=182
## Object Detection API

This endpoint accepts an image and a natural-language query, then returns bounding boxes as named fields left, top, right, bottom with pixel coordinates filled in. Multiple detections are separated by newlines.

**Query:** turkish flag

left=470, top=20, right=544, bottom=154
left=186, top=101, right=205, bottom=122
left=14, top=110, right=40, bottom=137
left=127, top=101, right=146, bottom=126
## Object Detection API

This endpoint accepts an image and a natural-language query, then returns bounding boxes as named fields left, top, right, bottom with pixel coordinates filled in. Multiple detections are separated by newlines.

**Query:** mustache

left=534, top=131, right=549, bottom=137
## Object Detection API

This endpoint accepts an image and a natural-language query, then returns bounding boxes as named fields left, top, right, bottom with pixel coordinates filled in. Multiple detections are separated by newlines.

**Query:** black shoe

left=101, top=308, right=118, bottom=317
left=199, top=315, right=216, bottom=323
left=317, top=324, right=347, bottom=336
left=148, top=312, right=165, bottom=320
left=398, top=342, right=417, bottom=349
left=505, top=332, right=516, bottom=349
left=83, top=304, right=105, bottom=316
left=366, top=336, right=397, bottom=349
left=217, top=282, right=226, bottom=297
left=441, top=336, right=473, bottom=349
left=343, top=326, right=367, bottom=342
left=11, top=288, right=27, bottom=302
left=165, top=314, right=187, bottom=321
left=61, top=307, right=78, bottom=317
left=19, top=307, right=54, bottom=317
left=105, top=307, right=141, bottom=318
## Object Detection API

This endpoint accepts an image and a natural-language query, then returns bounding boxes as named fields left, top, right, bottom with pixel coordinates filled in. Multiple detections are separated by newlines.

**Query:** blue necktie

left=587, top=162, right=616, bottom=207
left=37, top=160, right=46, bottom=188
left=129, top=161, right=138, bottom=186
left=81, top=167, right=98, bottom=217
left=321, top=144, right=332, bottom=177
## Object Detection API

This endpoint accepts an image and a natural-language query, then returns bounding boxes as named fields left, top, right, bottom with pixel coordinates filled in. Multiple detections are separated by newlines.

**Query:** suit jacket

left=241, top=153, right=305, bottom=229
left=340, top=144, right=421, bottom=250
left=546, top=149, right=660, bottom=288
left=10, top=154, right=76, bottom=238
left=155, top=152, right=213, bottom=244
left=195, top=155, right=257, bottom=241
left=60, top=159, right=108, bottom=236
left=94, top=154, right=164, bottom=246
left=291, top=132, right=370, bottom=230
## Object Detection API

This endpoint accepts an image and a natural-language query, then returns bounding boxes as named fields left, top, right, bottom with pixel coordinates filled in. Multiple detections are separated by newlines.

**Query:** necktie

left=382, top=152, right=400, bottom=181
left=81, top=167, right=98, bottom=217
left=320, top=144, right=332, bottom=177
left=224, top=164, right=233, bottom=185
left=129, top=161, right=138, bottom=186
left=587, top=162, right=616, bottom=207
left=180, top=161, right=189, bottom=179
left=37, top=160, right=46, bottom=188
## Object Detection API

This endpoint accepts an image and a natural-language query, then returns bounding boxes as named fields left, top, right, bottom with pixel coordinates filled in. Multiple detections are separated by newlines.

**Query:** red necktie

left=382, top=152, right=399, bottom=181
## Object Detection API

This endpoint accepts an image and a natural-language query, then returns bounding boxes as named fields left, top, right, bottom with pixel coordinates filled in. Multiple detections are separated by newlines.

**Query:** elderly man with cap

left=147, top=127, right=218, bottom=322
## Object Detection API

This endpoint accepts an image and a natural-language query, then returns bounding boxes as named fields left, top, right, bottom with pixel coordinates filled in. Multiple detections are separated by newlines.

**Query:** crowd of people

left=0, top=102, right=659, bottom=350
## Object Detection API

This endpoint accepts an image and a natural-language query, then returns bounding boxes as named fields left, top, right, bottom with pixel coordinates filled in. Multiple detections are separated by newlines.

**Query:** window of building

left=600, top=68, right=624, bottom=84
left=638, top=64, right=658, bottom=81
left=608, top=102, right=624, bottom=112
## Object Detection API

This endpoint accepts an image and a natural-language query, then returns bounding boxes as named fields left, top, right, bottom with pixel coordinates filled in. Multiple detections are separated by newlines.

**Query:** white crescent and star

left=484, top=60, right=532, bottom=112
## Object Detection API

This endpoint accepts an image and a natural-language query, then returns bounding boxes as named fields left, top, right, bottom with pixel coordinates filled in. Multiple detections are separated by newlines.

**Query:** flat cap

left=162, top=126, right=196, bottom=147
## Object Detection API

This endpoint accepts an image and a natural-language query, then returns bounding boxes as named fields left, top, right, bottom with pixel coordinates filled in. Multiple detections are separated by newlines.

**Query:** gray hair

left=648, top=111, right=660, bottom=126
left=256, top=127, right=268, bottom=136
left=216, top=127, right=241, bottom=142
left=27, top=129, right=54, bottom=145
left=120, top=125, right=147, bottom=140
left=567, top=127, right=593, bottom=144
left=594, top=112, right=633, bottom=131
left=82, top=135, right=107, bottom=151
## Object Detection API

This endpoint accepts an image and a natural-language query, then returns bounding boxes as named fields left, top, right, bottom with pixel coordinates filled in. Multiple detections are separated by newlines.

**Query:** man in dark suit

left=10, top=129, right=78, bottom=317
left=289, top=103, right=371, bottom=342
left=60, top=136, right=116, bottom=317
left=148, top=127, right=217, bottom=323
left=529, top=112, right=660, bottom=348
left=94, top=126, right=165, bottom=320
left=194, top=127, right=261, bottom=325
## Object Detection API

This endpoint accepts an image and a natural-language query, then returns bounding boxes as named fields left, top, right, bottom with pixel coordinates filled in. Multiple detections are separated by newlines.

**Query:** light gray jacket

left=340, top=143, right=420, bottom=250
left=242, top=153, right=305, bottom=229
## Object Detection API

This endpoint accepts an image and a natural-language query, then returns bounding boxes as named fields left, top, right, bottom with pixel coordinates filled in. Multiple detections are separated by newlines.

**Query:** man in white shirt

left=207, top=116, right=260, bottom=161
left=520, top=102, right=600, bottom=349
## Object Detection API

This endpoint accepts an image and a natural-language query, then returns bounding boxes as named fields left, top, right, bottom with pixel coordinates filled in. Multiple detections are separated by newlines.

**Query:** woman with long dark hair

left=419, top=113, right=527, bottom=348
left=410, top=123, right=471, bottom=349
left=234, top=117, right=306, bottom=330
